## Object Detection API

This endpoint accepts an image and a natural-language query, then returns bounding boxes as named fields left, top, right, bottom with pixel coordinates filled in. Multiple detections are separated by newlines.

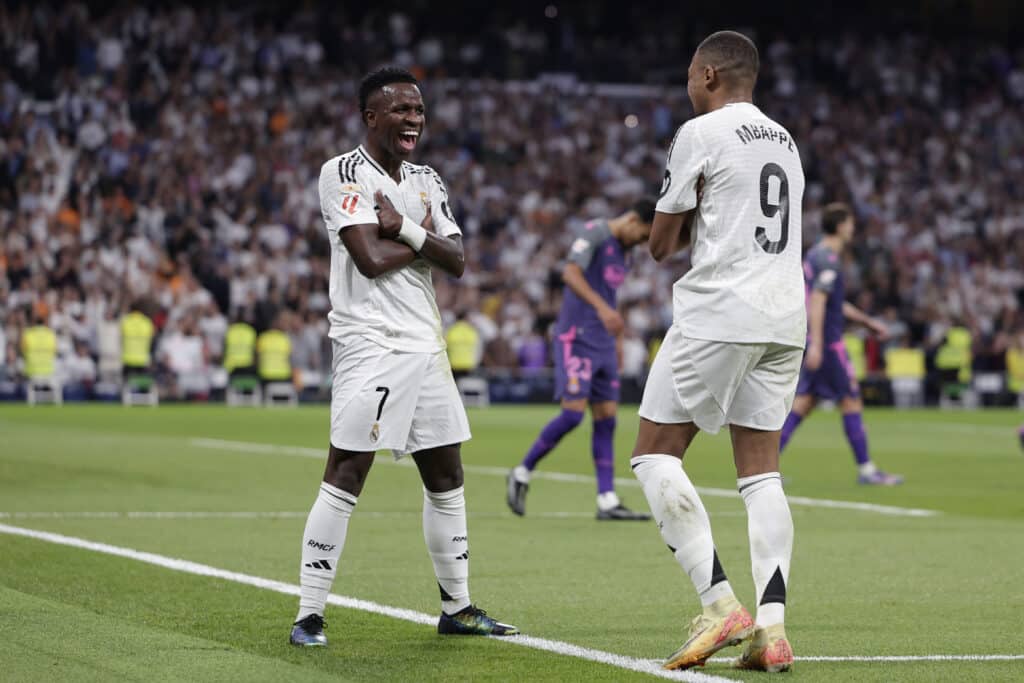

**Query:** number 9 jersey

left=657, top=102, right=806, bottom=350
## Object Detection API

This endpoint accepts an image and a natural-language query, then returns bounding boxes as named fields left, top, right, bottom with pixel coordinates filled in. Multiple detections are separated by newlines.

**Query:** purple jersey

left=803, top=242, right=845, bottom=344
left=554, top=219, right=627, bottom=351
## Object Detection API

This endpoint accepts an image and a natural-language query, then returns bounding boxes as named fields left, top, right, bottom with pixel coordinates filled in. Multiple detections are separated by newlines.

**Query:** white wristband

left=397, top=216, right=428, bottom=251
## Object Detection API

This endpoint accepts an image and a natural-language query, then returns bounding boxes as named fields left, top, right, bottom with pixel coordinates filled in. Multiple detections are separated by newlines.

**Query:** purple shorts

left=552, top=326, right=620, bottom=403
left=796, top=341, right=860, bottom=401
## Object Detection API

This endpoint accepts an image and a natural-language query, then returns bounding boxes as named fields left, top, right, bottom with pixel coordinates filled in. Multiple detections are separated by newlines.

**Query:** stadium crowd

left=1, top=4, right=1023, bottom=400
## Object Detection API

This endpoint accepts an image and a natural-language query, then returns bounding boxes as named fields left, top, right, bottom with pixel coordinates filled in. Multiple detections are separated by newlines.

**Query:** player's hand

left=598, top=305, right=625, bottom=336
left=805, top=343, right=823, bottom=371
left=374, top=191, right=402, bottom=239
left=422, top=201, right=436, bottom=233
left=868, top=318, right=890, bottom=341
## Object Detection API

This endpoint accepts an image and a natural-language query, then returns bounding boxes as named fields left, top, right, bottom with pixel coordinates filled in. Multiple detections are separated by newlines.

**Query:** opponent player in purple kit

left=778, top=202, right=904, bottom=485
left=507, top=199, right=656, bottom=520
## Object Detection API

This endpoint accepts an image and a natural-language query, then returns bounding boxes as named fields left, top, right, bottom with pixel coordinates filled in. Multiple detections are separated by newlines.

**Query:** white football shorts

left=330, top=336, right=471, bottom=457
left=639, top=325, right=803, bottom=434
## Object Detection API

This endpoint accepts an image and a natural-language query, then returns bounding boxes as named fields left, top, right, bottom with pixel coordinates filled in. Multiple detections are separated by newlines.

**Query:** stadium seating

left=457, top=376, right=491, bottom=408
left=26, top=376, right=62, bottom=406
left=226, top=375, right=262, bottom=407
left=122, top=375, right=159, bottom=407
left=264, top=382, right=299, bottom=407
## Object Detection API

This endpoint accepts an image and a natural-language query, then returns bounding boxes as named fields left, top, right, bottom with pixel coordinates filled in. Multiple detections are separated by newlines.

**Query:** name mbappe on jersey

left=733, top=121, right=795, bottom=151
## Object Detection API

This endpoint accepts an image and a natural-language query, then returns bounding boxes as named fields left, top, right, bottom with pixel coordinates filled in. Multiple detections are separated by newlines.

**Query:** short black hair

left=822, top=202, right=853, bottom=235
left=632, top=197, right=657, bottom=225
left=696, top=30, right=759, bottom=86
left=358, top=66, right=419, bottom=113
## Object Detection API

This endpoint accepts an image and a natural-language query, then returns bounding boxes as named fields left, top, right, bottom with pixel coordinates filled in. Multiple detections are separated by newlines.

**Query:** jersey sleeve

left=656, top=121, right=708, bottom=214
left=566, top=221, right=608, bottom=269
left=809, top=251, right=839, bottom=294
left=319, top=158, right=378, bottom=233
left=425, top=167, right=462, bottom=238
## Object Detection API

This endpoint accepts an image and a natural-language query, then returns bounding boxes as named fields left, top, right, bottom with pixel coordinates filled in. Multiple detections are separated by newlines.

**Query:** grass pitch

left=0, top=404, right=1022, bottom=682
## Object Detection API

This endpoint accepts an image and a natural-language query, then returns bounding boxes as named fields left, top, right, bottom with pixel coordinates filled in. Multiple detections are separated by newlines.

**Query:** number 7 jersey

left=657, top=102, right=806, bottom=349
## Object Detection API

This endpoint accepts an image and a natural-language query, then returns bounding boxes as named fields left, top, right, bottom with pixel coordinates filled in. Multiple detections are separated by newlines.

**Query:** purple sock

left=842, top=413, right=871, bottom=466
left=521, top=409, right=584, bottom=471
left=779, top=412, right=803, bottom=453
left=591, top=416, right=616, bottom=495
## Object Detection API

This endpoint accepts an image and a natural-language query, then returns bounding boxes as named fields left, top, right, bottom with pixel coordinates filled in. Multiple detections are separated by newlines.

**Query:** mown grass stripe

left=0, top=523, right=735, bottom=683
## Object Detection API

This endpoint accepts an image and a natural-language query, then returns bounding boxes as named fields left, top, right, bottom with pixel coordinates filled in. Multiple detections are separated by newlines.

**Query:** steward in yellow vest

left=256, top=328, right=292, bottom=383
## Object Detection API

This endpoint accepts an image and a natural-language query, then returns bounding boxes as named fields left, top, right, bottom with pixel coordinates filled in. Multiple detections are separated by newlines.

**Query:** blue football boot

left=438, top=605, right=519, bottom=636
left=290, top=614, right=327, bottom=647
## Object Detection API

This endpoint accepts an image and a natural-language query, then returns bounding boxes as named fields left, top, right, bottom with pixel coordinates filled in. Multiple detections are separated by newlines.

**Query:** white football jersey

left=657, top=102, right=806, bottom=348
left=319, top=145, right=462, bottom=353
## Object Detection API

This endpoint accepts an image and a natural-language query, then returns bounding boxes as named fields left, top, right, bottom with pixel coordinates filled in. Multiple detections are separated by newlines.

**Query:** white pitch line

left=189, top=438, right=940, bottom=518
left=0, top=510, right=641, bottom=520
left=0, top=511, right=309, bottom=520
left=709, top=655, right=1024, bottom=663
left=0, top=523, right=733, bottom=683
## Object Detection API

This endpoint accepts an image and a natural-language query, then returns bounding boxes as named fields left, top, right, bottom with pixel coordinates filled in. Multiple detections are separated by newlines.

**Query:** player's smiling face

left=366, top=83, right=425, bottom=159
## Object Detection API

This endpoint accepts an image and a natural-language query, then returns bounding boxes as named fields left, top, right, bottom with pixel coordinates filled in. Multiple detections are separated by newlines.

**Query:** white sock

left=633, top=454, right=735, bottom=608
left=596, top=490, right=621, bottom=512
left=513, top=465, right=531, bottom=484
left=296, top=482, right=356, bottom=621
left=423, top=486, right=471, bottom=615
left=738, top=472, right=792, bottom=628
left=858, top=461, right=878, bottom=477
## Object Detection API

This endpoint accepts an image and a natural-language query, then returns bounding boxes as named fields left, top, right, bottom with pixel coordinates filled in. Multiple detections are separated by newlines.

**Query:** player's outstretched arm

left=842, top=302, right=889, bottom=339
left=339, top=223, right=418, bottom=279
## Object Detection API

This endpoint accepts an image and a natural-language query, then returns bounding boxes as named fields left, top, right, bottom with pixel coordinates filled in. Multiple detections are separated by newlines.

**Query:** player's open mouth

left=398, top=130, right=419, bottom=151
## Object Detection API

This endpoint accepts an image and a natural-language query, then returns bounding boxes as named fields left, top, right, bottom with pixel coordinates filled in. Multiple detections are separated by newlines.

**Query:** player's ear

left=363, top=109, right=375, bottom=128
left=704, top=63, right=716, bottom=89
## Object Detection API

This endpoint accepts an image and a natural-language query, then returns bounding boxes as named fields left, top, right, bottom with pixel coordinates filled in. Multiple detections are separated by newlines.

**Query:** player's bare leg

left=840, top=396, right=903, bottom=485
left=731, top=426, right=794, bottom=672
left=415, top=444, right=518, bottom=636
left=778, top=394, right=815, bottom=453
left=291, top=446, right=375, bottom=646
left=631, top=419, right=753, bottom=670
left=508, top=397, right=585, bottom=515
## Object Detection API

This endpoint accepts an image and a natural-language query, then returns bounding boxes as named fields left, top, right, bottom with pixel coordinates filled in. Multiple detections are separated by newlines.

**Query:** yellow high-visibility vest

left=224, top=323, right=257, bottom=371
left=842, top=333, right=866, bottom=381
left=1007, top=348, right=1024, bottom=394
left=256, top=329, right=292, bottom=381
left=885, top=348, right=925, bottom=379
left=935, top=326, right=971, bottom=382
left=445, top=321, right=480, bottom=372
left=121, top=312, right=155, bottom=368
left=21, top=325, right=57, bottom=378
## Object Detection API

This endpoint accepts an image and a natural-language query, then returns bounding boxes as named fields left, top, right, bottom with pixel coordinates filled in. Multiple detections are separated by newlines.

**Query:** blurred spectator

left=0, top=4, right=1020, bottom=402
left=446, top=312, right=482, bottom=379
left=20, top=312, right=57, bottom=382
left=121, top=304, right=155, bottom=380
left=223, top=317, right=257, bottom=377
left=256, top=316, right=293, bottom=386
left=159, top=316, right=209, bottom=399
left=64, top=339, right=97, bottom=396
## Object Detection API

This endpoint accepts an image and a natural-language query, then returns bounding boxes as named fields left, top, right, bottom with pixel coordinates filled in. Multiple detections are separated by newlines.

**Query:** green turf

left=1, top=404, right=1022, bottom=681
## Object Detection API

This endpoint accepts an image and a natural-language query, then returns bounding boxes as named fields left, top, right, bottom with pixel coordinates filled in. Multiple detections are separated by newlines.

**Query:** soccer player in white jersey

left=289, top=67, right=517, bottom=647
left=631, top=32, right=804, bottom=672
